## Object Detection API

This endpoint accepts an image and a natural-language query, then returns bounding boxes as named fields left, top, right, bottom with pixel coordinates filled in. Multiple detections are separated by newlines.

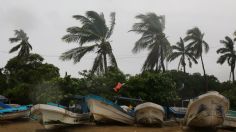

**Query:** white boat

left=30, top=104, right=90, bottom=129
left=183, top=91, right=229, bottom=127
left=85, top=95, right=135, bottom=125
left=135, top=102, right=165, bottom=126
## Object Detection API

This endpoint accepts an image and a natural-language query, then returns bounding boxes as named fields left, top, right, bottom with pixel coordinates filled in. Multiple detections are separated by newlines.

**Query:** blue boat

left=85, top=95, right=135, bottom=125
left=0, top=102, right=31, bottom=120
left=166, top=106, right=186, bottom=119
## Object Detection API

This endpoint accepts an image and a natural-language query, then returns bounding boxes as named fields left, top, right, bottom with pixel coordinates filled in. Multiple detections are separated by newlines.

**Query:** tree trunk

left=200, top=54, right=208, bottom=91
left=183, top=54, right=186, bottom=73
left=103, top=53, right=107, bottom=74
left=160, top=47, right=165, bottom=72
left=183, top=63, right=186, bottom=73
left=232, top=64, right=235, bottom=82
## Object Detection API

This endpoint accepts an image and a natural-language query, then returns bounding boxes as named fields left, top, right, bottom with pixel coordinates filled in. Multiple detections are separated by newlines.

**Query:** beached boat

left=223, top=110, right=236, bottom=128
left=85, top=95, right=135, bottom=125
left=30, top=103, right=90, bottom=129
left=135, top=102, right=165, bottom=126
left=183, top=91, right=229, bottom=127
left=167, top=106, right=187, bottom=119
left=0, top=102, right=30, bottom=120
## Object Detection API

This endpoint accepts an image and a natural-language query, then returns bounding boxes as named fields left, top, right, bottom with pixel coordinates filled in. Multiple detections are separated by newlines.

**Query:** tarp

left=0, top=102, right=12, bottom=109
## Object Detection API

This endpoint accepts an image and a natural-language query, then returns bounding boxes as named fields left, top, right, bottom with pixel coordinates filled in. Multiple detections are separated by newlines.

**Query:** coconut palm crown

left=9, top=29, right=32, bottom=57
left=130, top=13, right=171, bottom=72
left=61, top=11, right=117, bottom=74
left=217, top=36, right=236, bottom=82
left=184, top=27, right=209, bottom=90
left=168, top=38, right=198, bottom=73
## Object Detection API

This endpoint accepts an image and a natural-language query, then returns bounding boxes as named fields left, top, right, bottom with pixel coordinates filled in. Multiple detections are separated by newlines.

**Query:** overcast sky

left=0, top=0, right=236, bottom=82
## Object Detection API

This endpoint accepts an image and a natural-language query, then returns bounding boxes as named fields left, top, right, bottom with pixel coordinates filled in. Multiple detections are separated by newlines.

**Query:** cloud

left=2, top=7, right=39, bottom=31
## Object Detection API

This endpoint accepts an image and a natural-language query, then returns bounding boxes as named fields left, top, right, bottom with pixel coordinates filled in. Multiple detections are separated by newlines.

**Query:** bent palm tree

left=61, top=11, right=117, bottom=74
left=217, top=36, right=236, bottom=82
left=184, top=27, right=209, bottom=90
left=168, top=38, right=198, bottom=73
left=9, top=29, right=32, bottom=57
left=130, top=13, right=171, bottom=72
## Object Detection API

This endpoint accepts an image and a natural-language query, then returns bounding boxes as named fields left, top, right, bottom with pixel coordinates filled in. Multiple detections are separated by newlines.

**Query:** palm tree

left=61, top=11, right=117, bottom=74
left=184, top=27, right=209, bottom=90
left=217, top=36, right=236, bottom=82
left=130, top=13, right=171, bottom=72
left=9, top=29, right=32, bottom=57
left=168, top=38, right=198, bottom=73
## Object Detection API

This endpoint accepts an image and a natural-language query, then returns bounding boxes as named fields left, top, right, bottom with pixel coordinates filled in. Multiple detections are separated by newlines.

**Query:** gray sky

left=0, top=0, right=236, bottom=82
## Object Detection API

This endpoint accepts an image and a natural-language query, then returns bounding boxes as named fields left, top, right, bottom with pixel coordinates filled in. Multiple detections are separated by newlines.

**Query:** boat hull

left=86, top=98, right=134, bottom=125
left=30, top=104, right=90, bottom=128
left=135, top=102, right=164, bottom=126
left=223, top=110, right=236, bottom=128
left=0, top=110, right=30, bottom=120
left=184, top=91, right=229, bottom=127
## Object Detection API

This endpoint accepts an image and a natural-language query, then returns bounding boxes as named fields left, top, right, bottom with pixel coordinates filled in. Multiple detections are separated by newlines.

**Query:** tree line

left=0, top=11, right=235, bottom=109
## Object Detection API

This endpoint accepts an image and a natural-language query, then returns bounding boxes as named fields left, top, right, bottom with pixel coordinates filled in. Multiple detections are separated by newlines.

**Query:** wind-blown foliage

left=122, top=72, right=179, bottom=105
left=61, top=11, right=117, bottom=74
left=3, top=54, right=60, bottom=104
left=217, top=36, right=236, bottom=82
left=130, top=13, right=171, bottom=72
left=184, top=27, right=209, bottom=90
left=168, top=38, right=198, bottom=73
left=9, top=30, right=32, bottom=57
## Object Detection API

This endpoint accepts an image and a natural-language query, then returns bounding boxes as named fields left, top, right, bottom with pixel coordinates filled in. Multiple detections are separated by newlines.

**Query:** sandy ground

left=0, top=119, right=235, bottom=132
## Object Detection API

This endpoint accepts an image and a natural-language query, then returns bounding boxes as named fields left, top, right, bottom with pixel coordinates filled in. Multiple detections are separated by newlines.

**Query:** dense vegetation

left=0, top=11, right=236, bottom=110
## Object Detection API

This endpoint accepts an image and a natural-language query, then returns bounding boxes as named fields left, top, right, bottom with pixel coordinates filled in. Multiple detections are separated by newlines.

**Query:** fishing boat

left=31, top=103, right=90, bottom=129
left=223, top=110, right=236, bottom=128
left=85, top=95, right=135, bottom=125
left=183, top=91, right=229, bottom=127
left=0, top=102, right=30, bottom=120
left=30, top=96, right=90, bottom=129
left=167, top=106, right=187, bottom=119
left=135, top=102, right=165, bottom=126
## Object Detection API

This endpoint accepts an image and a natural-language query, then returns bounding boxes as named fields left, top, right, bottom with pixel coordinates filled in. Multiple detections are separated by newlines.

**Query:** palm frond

left=91, top=53, right=103, bottom=74
left=203, top=41, right=209, bottom=53
left=186, top=52, right=198, bottom=64
left=107, top=51, right=118, bottom=67
left=217, top=48, right=230, bottom=54
left=9, top=38, right=21, bottom=43
left=73, top=15, right=92, bottom=24
left=142, top=44, right=160, bottom=71
left=187, top=58, right=193, bottom=68
left=132, top=33, right=154, bottom=53
left=60, top=44, right=97, bottom=63
left=167, top=52, right=181, bottom=62
left=86, top=11, right=108, bottom=37
left=62, top=34, right=81, bottom=43
left=106, top=12, right=116, bottom=39
left=9, top=29, right=32, bottom=57
left=9, top=44, right=21, bottom=53
left=171, top=45, right=182, bottom=51
left=217, top=54, right=229, bottom=64
left=62, top=28, right=100, bottom=45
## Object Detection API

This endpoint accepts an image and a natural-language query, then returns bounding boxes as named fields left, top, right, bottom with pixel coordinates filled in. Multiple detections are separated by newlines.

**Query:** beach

left=0, top=119, right=234, bottom=132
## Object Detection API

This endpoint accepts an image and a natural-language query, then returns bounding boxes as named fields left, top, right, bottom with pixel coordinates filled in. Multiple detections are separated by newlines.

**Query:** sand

left=0, top=119, right=235, bottom=132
